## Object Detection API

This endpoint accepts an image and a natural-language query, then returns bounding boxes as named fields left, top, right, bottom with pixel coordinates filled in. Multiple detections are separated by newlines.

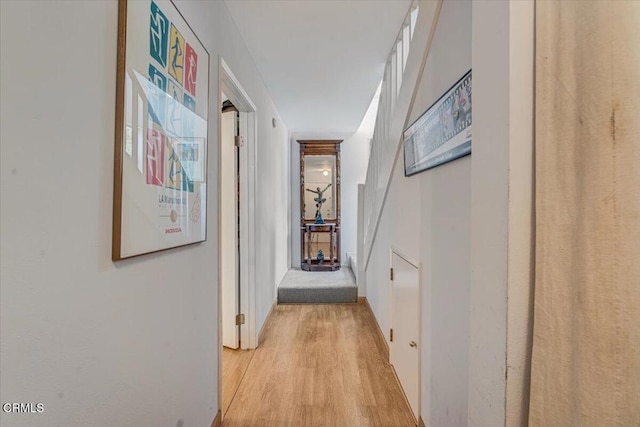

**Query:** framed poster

left=403, top=70, right=471, bottom=176
left=113, top=0, right=210, bottom=260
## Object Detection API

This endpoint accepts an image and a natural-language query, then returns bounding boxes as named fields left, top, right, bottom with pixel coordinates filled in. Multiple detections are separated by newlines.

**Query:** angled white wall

left=365, top=2, right=472, bottom=425
left=364, top=0, right=534, bottom=425
left=0, top=1, right=289, bottom=426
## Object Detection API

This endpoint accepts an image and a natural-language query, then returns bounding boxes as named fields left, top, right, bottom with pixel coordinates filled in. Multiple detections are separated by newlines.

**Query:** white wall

left=0, top=1, right=289, bottom=426
left=356, top=183, right=366, bottom=294
left=470, top=1, right=535, bottom=426
left=365, top=2, right=472, bottom=426
left=364, top=0, right=535, bottom=425
left=339, top=90, right=378, bottom=267
left=504, top=2, right=534, bottom=425
left=340, top=137, right=370, bottom=266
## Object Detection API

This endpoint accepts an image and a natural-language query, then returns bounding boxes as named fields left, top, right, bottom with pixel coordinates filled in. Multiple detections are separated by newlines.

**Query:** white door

left=221, top=109, right=239, bottom=349
left=390, top=251, right=420, bottom=421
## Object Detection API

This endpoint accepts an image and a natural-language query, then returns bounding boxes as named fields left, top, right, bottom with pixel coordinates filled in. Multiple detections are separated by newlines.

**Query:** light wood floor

left=223, top=347, right=256, bottom=416
left=222, top=303, right=416, bottom=426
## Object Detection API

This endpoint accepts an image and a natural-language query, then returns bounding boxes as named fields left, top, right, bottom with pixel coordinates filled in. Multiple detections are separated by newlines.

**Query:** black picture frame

left=403, top=70, right=472, bottom=177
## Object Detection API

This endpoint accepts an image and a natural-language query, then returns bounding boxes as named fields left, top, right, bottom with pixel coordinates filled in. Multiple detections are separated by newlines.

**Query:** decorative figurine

left=306, top=183, right=332, bottom=224
left=317, top=249, right=325, bottom=265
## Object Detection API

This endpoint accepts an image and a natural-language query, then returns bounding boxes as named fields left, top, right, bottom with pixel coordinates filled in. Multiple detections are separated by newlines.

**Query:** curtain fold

left=530, top=1, right=640, bottom=425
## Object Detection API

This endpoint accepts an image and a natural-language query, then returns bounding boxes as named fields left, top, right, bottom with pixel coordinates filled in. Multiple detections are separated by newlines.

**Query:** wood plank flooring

left=222, top=303, right=416, bottom=426
left=223, top=347, right=255, bottom=416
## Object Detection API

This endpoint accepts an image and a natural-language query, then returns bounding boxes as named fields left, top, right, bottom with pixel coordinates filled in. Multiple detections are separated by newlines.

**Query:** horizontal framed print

left=113, top=0, right=210, bottom=260
left=403, top=70, right=472, bottom=176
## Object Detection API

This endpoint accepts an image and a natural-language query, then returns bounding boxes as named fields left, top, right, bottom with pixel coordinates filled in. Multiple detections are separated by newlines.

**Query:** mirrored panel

left=304, top=155, right=336, bottom=221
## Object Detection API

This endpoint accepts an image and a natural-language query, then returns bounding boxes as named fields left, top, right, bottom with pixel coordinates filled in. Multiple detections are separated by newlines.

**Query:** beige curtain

left=530, top=1, right=640, bottom=425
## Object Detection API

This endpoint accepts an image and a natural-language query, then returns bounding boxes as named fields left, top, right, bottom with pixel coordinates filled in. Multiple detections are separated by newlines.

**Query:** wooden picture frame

left=113, top=0, right=210, bottom=260
left=403, top=70, right=472, bottom=176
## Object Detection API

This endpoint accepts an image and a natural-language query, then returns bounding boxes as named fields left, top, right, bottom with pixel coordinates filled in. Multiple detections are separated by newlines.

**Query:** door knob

left=409, top=341, right=417, bottom=348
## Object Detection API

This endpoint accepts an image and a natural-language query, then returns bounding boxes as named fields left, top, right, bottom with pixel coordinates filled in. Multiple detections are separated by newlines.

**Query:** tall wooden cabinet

left=298, top=140, right=342, bottom=271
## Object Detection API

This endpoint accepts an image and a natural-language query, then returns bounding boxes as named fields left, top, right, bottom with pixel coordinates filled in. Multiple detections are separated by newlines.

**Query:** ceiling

left=224, top=0, right=412, bottom=138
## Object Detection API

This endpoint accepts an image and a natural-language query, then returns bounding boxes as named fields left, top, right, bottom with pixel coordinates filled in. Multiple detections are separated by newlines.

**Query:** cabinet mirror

left=303, top=155, right=337, bottom=221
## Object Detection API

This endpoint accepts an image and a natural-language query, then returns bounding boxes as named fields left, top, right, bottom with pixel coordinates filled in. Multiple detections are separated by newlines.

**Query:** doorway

left=218, top=58, right=258, bottom=419
left=390, top=248, right=421, bottom=424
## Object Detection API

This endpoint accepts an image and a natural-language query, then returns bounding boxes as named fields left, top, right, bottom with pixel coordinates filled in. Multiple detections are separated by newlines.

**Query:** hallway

left=2, top=1, right=638, bottom=426
left=222, top=303, right=416, bottom=426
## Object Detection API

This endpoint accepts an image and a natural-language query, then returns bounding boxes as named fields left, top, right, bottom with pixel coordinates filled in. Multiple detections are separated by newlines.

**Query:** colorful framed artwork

left=113, top=0, right=210, bottom=260
left=403, top=70, right=472, bottom=176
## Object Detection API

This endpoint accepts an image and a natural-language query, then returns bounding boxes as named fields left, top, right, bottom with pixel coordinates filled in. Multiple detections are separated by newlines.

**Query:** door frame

left=389, top=246, right=422, bottom=424
left=217, top=57, right=258, bottom=414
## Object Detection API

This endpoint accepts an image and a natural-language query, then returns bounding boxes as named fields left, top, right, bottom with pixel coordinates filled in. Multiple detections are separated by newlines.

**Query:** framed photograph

left=403, top=70, right=472, bottom=176
left=112, top=0, right=210, bottom=260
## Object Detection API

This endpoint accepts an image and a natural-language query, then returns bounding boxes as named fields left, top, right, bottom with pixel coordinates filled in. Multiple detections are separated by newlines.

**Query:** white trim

left=220, top=58, right=257, bottom=112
